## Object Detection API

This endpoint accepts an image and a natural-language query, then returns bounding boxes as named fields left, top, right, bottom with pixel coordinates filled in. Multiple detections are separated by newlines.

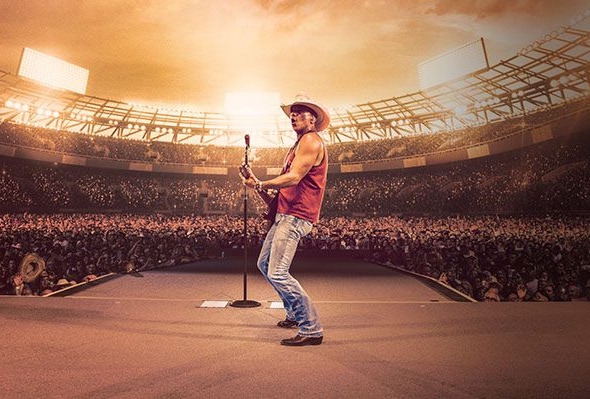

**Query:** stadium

left=1, top=2, right=589, bottom=398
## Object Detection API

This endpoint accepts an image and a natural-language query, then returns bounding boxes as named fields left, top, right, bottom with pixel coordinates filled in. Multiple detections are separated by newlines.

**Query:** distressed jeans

left=257, top=213, right=323, bottom=337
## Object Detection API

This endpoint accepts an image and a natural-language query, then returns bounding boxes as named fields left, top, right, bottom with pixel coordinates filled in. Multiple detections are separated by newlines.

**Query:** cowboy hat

left=281, top=94, right=331, bottom=132
left=55, top=278, right=71, bottom=287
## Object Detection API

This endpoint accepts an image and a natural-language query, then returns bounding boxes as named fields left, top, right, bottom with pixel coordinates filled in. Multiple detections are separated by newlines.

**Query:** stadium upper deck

left=1, top=12, right=590, bottom=148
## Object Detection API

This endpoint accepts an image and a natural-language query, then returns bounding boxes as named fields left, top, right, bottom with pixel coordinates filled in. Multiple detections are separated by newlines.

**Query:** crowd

left=337, top=215, right=590, bottom=303
left=1, top=213, right=589, bottom=302
left=0, top=214, right=247, bottom=296
left=2, top=99, right=590, bottom=301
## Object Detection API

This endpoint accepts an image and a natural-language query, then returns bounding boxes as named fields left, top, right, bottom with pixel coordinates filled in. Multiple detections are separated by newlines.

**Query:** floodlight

left=17, top=48, right=89, bottom=94
left=418, top=38, right=489, bottom=89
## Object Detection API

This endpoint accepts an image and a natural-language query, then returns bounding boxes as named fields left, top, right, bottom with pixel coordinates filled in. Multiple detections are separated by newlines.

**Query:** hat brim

left=281, top=101, right=330, bottom=132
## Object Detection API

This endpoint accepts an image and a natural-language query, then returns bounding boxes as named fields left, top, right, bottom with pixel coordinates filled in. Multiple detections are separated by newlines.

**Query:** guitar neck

left=239, top=163, right=278, bottom=207
left=256, top=189, right=276, bottom=207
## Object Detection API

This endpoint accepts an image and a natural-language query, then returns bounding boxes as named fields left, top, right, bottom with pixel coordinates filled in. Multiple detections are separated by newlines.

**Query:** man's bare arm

left=261, top=134, right=322, bottom=189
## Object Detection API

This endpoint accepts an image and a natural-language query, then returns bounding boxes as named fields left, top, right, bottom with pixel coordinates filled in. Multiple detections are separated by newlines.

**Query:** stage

left=0, top=254, right=588, bottom=398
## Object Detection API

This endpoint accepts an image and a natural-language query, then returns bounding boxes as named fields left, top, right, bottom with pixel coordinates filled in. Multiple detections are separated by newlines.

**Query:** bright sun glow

left=224, top=92, right=281, bottom=117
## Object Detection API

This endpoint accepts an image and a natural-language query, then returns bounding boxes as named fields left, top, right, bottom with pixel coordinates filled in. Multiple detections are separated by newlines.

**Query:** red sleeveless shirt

left=277, top=133, right=328, bottom=224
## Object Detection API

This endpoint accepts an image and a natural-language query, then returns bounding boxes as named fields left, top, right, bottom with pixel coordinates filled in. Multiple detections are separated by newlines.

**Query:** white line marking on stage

left=69, top=296, right=201, bottom=302
left=68, top=296, right=453, bottom=304
left=200, top=300, right=229, bottom=308
left=314, top=300, right=452, bottom=304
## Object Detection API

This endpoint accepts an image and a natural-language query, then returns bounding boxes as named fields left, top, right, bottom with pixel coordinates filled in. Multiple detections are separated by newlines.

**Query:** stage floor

left=1, top=254, right=589, bottom=398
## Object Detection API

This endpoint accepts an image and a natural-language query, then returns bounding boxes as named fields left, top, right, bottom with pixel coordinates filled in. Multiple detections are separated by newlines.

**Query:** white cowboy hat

left=281, top=94, right=331, bottom=132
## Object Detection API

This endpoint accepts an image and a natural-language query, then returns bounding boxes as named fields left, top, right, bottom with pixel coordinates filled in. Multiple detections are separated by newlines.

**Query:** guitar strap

left=280, top=131, right=311, bottom=174
left=263, top=132, right=311, bottom=223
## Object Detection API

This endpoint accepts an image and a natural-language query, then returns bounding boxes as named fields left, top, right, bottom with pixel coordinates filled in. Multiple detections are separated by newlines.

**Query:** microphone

left=244, top=134, right=250, bottom=166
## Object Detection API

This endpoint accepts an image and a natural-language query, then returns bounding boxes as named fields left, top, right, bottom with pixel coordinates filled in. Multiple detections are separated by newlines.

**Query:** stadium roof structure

left=1, top=11, right=590, bottom=148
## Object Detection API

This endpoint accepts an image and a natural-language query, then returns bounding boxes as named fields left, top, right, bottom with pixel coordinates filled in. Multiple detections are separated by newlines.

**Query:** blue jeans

left=257, top=213, right=323, bottom=337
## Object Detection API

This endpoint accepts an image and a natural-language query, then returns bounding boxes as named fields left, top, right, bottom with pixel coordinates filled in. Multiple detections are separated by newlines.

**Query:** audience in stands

left=1, top=97, right=588, bottom=167
left=1, top=130, right=590, bottom=216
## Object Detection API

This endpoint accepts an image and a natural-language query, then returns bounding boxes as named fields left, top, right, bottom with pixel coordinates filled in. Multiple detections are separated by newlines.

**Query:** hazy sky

left=0, top=0, right=588, bottom=111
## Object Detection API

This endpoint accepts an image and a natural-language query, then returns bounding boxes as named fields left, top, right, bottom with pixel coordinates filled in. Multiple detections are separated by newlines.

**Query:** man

left=241, top=95, right=329, bottom=346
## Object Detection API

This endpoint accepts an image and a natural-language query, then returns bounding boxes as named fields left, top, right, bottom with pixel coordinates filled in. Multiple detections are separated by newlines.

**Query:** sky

left=0, top=0, right=588, bottom=112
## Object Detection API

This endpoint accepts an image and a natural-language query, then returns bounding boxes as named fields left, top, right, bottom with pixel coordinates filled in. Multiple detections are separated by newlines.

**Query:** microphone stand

left=230, top=137, right=261, bottom=308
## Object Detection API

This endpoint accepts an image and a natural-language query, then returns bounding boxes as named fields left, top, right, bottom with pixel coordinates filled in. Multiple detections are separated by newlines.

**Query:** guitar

left=239, top=164, right=279, bottom=227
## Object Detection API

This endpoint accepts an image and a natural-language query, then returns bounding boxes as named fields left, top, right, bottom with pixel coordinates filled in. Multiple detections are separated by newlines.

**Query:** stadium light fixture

left=418, top=38, right=489, bottom=90
left=17, top=48, right=89, bottom=94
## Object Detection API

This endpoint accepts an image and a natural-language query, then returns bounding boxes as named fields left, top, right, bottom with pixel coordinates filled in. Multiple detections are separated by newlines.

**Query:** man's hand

left=238, top=164, right=253, bottom=179
left=12, top=273, right=24, bottom=287
left=238, top=165, right=259, bottom=190
left=517, top=284, right=527, bottom=299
